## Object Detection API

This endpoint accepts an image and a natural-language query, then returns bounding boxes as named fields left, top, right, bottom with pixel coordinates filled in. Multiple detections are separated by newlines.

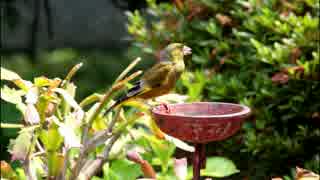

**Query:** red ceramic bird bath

left=152, top=102, right=251, bottom=180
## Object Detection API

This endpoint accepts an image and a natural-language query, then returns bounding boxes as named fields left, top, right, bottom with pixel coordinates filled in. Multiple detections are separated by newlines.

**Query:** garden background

left=1, top=0, right=319, bottom=179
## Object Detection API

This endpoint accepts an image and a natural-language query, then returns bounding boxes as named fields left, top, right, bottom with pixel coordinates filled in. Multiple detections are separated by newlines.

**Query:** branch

left=60, top=148, right=70, bottom=180
left=73, top=108, right=121, bottom=178
left=81, top=58, right=142, bottom=144
left=61, top=63, right=83, bottom=87
left=0, top=123, right=24, bottom=128
left=72, top=57, right=142, bottom=179
left=78, top=133, right=121, bottom=179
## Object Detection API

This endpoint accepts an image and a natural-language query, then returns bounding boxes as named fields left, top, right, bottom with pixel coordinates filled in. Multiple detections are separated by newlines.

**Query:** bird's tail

left=104, top=80, right=146, bottom=115
left=103, top=94, right=132, bottom=116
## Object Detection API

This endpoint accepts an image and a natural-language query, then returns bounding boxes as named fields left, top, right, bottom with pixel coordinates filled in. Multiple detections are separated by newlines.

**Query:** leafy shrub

left=0, top=60, right=147, bottom=179
left=1, top=60, right=240, bottom=179
left=127, top=0, right=320, bottom=178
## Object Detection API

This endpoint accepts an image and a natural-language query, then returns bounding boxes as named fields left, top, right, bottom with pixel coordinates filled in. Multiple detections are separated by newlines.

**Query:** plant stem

left=61, top=63, right=83, bottom=88
left=0, top=123, right=24, bottom=128
left=78, top=133, right=121, bottom=179
left=60, top=148, right=70, bottom=180
left=72, top=57, right=142, bottom=179
left=115, top=57, right=141, bottom=83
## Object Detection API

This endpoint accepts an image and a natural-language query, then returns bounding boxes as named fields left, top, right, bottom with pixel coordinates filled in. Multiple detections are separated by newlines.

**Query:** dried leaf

left=296, top=166, right=319, bottom=180
left=216, top=13, right=232, bottom=26
left=290, top=47, right=302, bottom=64
left=1, top=160, right=17, bottom=179
left=271, top=72, right=289, bottom=84
left=140, top=160, right=156, bottom=179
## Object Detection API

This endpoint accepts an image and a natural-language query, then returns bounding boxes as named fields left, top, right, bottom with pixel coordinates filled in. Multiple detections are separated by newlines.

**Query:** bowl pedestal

left=152, top=102, right=251, bottom=180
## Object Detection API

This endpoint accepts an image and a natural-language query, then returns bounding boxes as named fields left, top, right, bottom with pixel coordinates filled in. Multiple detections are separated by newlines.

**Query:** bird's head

left=159, top=43, right=192, bottom=62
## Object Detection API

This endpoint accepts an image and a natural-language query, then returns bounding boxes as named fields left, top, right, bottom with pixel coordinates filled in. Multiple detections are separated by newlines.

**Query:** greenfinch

left=105, top=43, right=192, bottom=114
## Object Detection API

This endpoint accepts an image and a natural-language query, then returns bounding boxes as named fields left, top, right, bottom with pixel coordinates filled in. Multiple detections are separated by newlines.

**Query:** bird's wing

left=142, top=61, right=174, bottom=88
left=111, top=62, right=173, bottom=106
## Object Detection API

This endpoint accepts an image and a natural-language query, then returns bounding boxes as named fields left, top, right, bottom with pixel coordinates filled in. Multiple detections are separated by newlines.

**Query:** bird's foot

left=160, top=103, right=171, bottom=114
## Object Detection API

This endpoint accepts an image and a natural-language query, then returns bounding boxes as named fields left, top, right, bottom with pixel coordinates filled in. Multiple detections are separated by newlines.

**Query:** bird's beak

left=182, top=46, right=192, bottom=55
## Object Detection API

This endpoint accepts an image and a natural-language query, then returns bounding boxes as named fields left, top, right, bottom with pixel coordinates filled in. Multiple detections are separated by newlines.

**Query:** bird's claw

left=161, top=103, right=171, bottom=113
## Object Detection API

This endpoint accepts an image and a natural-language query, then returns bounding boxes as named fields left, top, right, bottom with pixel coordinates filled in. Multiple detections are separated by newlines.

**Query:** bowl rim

left=152, top=102, right=251, bottom=119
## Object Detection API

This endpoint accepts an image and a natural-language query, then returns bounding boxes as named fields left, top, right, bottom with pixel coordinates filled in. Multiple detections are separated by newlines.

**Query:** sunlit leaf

left=109, top=159, right=142, bottom=180
left=30, top=157, right=46, bottom=178
left=1, top=67, right=21, bottom=81
left=0, top=85, right=24, bottom=104
left=39, top=123, right=63, bottom=151
left=58, top=125, right=81, bottom=148
left=145, top=135, right=175, bottom=172
left=200, top=157, right=239, bottom=177
left=102, top=163, right=120, bottom=180
left=164, top=134, right=194, bottom=152
left=13, top=79, right=33, bottom=91
left=8, top=129, right=33, bottom=161
left=25, top=87, right=38, bottom=104
left=34, top=76, right=57, bottom=87
left=92, top=116, right=107, bottom=131
left=24, top=104, right=40, bottom=124
left=53, top=88, right=82, bottom=111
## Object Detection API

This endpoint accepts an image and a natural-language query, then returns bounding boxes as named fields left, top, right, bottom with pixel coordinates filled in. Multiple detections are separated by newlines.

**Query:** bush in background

left=127, top=0, right=320, bottom=178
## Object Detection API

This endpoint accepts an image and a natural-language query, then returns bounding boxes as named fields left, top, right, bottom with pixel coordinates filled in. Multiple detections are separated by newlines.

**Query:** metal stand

left=193, top=144, right=206, bottom=180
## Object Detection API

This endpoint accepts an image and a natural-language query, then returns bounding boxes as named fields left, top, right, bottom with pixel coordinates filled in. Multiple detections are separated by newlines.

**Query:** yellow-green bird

left=105, top=43, right=192, bottom=114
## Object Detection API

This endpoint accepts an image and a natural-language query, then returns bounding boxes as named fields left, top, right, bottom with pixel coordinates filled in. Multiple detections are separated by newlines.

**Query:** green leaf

left=39, top=125, right=63, bottom=151
left=16, top=168, right=27, bottom=180
left=146, top=135, right=175, bottom=172
left=47, top=152, right=64, bottom=177
left=1, top=67, right=21, bottom=81
left=107, top=159, right=142, bottom=180
left=92, top=176, right=103, bottom=180
left=34, top=76, right=55, bottom=87
left=200, top=157, right=239, bottom=178
left=102, top=163, right=120, bottom=180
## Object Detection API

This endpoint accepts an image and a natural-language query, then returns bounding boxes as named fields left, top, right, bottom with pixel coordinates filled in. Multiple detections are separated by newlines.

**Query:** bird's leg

left=160, top=102, right=171, bottom=113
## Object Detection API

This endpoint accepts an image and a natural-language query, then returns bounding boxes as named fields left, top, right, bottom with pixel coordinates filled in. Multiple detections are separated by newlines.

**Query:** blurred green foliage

left=0, top=48, right=155, bottom=161
left=127, top=0, right=320, bottom=178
